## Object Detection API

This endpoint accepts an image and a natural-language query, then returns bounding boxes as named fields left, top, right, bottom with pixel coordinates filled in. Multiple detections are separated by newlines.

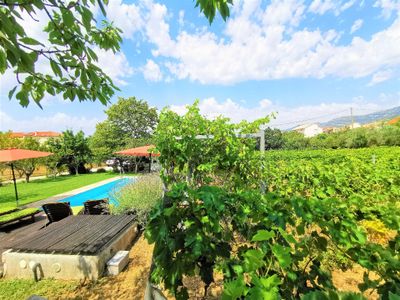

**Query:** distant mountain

left=321, top=106, right=400, bottom=127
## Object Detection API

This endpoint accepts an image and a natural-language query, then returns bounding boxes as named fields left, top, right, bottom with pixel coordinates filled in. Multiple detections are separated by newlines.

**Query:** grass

left=0, top=207, right=18, bottom=215
left=0, top=173, right=118, bottom=209
left=71, top=205, right=83, bottom=215
left=0, top=208, right=39, bottom=225
left=0, top=278, right=78, bottom=300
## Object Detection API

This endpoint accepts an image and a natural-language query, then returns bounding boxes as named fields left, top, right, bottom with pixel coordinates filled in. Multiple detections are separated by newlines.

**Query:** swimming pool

left=59, top=177, right=135, bottom=207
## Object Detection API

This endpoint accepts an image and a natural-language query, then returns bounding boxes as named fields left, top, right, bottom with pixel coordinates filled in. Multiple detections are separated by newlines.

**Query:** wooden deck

left=0, top=212, right=47, bottom=274
left=10, top=215, right=136, bottom=255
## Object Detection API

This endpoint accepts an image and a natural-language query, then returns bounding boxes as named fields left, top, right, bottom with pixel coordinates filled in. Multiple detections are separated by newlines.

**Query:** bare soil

left=55, top=235, right=154, bottom=300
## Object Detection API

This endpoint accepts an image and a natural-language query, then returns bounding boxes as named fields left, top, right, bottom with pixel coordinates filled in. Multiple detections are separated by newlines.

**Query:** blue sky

left=1, top=0, right=400, bottom=134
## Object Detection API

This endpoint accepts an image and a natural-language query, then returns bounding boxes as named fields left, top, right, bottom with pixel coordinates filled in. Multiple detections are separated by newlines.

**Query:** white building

left=293, top=123, right=323, bottom=137
left=349, top=122, right=361, bottom=129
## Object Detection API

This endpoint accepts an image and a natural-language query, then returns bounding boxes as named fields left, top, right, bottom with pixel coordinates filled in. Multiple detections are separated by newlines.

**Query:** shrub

left=96, top=168, right=106, bottom=173
left=111, top=175, right=163, bottom=227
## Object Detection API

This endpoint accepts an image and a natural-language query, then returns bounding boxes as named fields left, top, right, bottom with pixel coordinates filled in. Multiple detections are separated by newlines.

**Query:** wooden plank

left=82, top=215, right=135, bottom=254
left=72, top=215, right=133, bottom=254
left=11, top=216, right=73, bottom=249
left=12, top=216, right=95, bottom=252
left=47, top=215, right=116, bottom=253
left=85, top=216, right=135, bottom=252
left=34, top=216, right=102, bottom=252
left=11, top=215, right=136, bottom=255
left=15, top=218, right=78, bottom=250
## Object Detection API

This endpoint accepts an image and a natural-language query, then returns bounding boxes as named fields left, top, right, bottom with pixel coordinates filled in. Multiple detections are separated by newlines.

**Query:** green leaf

left=302, top=290, right=366, bottom=300
left=0, top=49, right=7, bottom=73
left=50, top=60, right=62, bottom=77
left=81, top=7, right=93, bottom=31
left=271, top=244, right=292, bottom=268
left=258, top=274, right=281, bottom=290
left=252, top=230, right=275, bottom=242
left=19, top=37, right=43, bottom=46
left=222, top=278, right=246, bottom=300
left=389, top=292, right=400, bottom=300
left=16, top=90, right=29, bottom=107
left=243, top=249, right=265, bottom=272
left=247, top=287, right=278, bottom=300
left=8, top=86, right=17, bottom=99
left=278, top=227, right=297, bottom=244
left=62, top=10, right=74, bottom=27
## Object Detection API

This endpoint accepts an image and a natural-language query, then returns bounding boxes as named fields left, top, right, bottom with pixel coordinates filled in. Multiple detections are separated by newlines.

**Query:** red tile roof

left=10, top=131, right=61, bottom=138
left=27, top=131, right=61, bottom=137
left=9, top=132, right=26, bottom=138
left=388, top=116, right=400, bottom=125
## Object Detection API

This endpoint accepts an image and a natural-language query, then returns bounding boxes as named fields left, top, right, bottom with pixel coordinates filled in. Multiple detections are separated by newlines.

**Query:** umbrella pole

left=11, top=163, right=19, bottom=206
left=149, top=153, right=152, bottom=173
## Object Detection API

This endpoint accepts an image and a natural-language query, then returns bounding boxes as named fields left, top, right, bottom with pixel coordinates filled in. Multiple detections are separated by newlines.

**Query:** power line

left=271, top=109, right=349, bottom=127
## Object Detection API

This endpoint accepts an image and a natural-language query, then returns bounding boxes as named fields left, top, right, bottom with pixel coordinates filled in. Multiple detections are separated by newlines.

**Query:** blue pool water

left=59, top=177, right=135, bottom=207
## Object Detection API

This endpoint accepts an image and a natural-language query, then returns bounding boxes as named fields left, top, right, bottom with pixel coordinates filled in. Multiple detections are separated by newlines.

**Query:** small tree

left=105, top=97, right=158, bottom=139
left=14, top=137, right=42, bottom=182
left=89, top=120, right=127, bottom=164
left=89, top=97, right=158, bottom=166
left=282, top=131, right=309, bottom=149
left=47, top=130, right=91, bottom=175
left=264, top=127, right=284, bottom=150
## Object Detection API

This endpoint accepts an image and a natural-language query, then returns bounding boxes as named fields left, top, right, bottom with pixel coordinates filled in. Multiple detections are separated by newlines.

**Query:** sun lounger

left=0, top=208, right=41, bottom=227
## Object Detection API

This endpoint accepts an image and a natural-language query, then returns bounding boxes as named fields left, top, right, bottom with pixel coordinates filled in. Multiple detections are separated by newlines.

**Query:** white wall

left=303, top=124, right=323, bottom=137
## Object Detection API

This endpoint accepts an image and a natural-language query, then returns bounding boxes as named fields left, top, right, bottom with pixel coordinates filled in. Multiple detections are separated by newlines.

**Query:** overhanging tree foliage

left=0, top=0, right=233, bottom=106
left=0, top=0, right=122, bottom=107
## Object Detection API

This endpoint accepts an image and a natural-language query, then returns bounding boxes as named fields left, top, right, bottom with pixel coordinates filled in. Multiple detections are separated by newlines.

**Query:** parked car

left=105, top=158, right=117, bottom=166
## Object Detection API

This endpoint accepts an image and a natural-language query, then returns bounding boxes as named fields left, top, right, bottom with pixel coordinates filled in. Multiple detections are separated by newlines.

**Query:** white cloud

left=350, top=19, right=364, bottom=34
left=105, top=0, right=143, bottom=38
left=169, top=96, right=400, bottom=129
left=142, top=59, right=163, bottom=81
left=92, top=0, right=399, bottom=86
left=308, top=0, right=356, bottom=15
left=178, top=10, right=185, bottom=27
left=309, top=0, right=337, bottom=15
left=95, top=48, right=134, bottom=85
left=374, top=0, right=400, bottom=19
left=368, top=69, right=394, bottom=85
left=0, top=111, right=101, bottom=134
left=341, top=0, right=357, bottom=11
left=115, top=0, right=399, bottom=85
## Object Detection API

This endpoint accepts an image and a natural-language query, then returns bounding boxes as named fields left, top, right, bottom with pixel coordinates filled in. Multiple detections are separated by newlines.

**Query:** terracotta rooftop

left=388, top=116, right=400, bottom=125
left=10, top=131, right=61, bottom=138
left=9, top=132, right=26, bottom=138
left=27, top=131, right=61, bottom=137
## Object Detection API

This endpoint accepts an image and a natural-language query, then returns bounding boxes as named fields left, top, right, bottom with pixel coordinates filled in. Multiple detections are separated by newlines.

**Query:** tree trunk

left=75, top=165, right=79, bottom=175
left=26, top=174, right=31, bottom=183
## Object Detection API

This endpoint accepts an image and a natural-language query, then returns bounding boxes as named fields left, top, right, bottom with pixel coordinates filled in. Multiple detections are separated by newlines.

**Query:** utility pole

left=350, top=107, right=355, bottom=129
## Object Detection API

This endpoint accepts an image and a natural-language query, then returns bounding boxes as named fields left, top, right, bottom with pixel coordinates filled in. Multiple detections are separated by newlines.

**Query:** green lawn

left=0, top=173, right=118, bottom=208
left=0, top=278, right=78, bottom=300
